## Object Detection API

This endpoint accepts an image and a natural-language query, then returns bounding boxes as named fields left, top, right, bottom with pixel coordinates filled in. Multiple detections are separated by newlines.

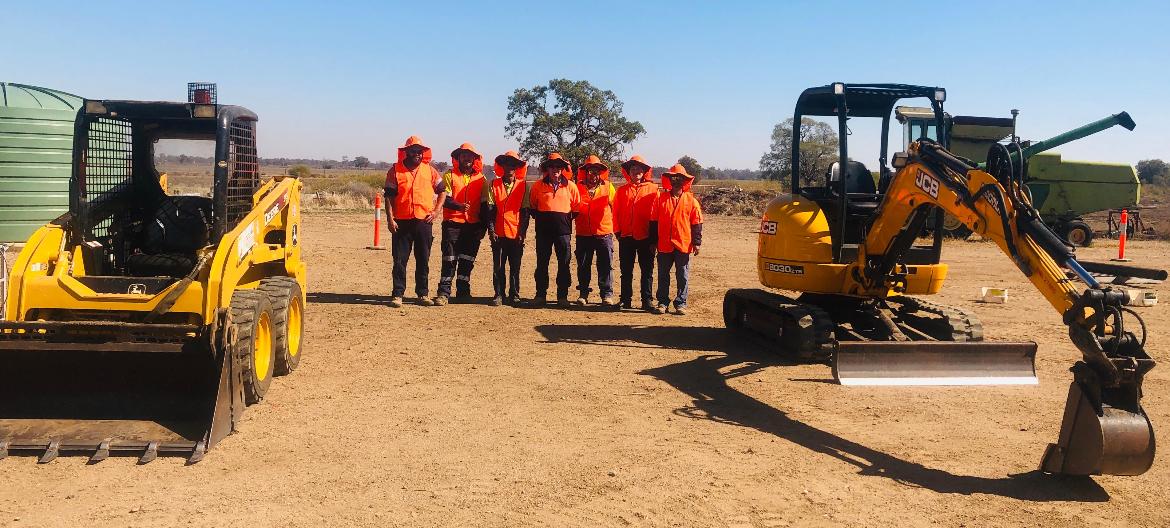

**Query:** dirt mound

left=697, top=186, right=773, bottom=217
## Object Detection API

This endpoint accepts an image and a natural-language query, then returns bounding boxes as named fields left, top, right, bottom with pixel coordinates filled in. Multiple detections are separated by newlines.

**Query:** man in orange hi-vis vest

left=383, top=136, right=447, bottom=308
left=485, top=151, right=530, bottom=306
left=435, top=143, right=491, bottom=305
left=613, top=155, right=657, bottom=311
left=573, top=155, right=617, bottom=306
left=649, top=164, right=703, bottom=315
left=528, top=153, right=581, bottom=307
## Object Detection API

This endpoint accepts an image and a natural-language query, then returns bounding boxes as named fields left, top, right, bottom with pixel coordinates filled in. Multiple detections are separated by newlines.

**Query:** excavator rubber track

left=723, top=289, right=1038, bottom=385
left=724, top=288, right=835, bottom=362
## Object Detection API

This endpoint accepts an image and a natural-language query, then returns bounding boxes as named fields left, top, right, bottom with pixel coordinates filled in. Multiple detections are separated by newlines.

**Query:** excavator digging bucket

left=0, top=316, right=242, bottom=464
left=1040, top=377, right=1155, bottom=476
left=834, top=341, right=1039, bottom=386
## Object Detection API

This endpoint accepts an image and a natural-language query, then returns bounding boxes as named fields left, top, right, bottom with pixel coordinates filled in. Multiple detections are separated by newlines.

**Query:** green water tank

left=0, top=83, right=83, bottom=243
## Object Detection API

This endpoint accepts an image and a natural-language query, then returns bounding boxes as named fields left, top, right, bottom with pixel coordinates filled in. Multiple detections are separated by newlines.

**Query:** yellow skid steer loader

left=0, top=95, right=305, bottom=464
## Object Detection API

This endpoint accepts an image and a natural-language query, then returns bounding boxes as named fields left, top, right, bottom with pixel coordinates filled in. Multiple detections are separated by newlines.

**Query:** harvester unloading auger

left=0, top=89, right=306, bottom=464
left=724, top=83, right=1157, bottom=475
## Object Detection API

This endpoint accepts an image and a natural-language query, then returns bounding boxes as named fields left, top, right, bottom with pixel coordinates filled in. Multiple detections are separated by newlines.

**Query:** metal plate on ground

left=834, top=341, right=1038, bottom=386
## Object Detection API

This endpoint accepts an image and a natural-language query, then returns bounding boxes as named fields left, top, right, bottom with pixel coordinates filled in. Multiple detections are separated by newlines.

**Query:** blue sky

left=6, top=0, right=1167, bottom=169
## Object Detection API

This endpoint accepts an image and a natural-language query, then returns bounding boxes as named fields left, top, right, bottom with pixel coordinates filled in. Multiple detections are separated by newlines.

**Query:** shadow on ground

left=307, top=292, right=395, bottom=305
left=534, top=323, right=1109, bottom=502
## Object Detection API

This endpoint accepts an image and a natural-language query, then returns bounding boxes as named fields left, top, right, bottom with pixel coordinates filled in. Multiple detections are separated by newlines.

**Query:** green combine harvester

left=896, top=107, right=1140, bottom=246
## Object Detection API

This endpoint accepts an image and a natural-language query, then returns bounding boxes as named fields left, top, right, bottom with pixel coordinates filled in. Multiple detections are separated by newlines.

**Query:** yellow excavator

left=0, top=88, right=306, bottom=464
left=725, top=83, right=1155, bottom=475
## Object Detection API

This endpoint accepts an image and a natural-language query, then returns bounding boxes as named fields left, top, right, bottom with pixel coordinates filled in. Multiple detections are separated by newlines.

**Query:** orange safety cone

left=366, top=194, right=387, bottom=250
left=1112, top=209, right=1130, bottom=262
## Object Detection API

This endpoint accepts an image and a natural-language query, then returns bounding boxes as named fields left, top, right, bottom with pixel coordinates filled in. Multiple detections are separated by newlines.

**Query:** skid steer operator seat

left=126, top=195, right=213, bottom=277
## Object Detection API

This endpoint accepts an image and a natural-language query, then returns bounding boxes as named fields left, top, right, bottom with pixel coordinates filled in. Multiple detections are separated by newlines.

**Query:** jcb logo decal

left=915, top=170, right=939, bottom=199
left=760, top=220, right=777, bottom=235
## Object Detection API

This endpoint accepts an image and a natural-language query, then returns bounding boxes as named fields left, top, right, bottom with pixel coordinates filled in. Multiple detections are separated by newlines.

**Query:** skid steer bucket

left=834, top=341, right=1039, bottom=386
left=0, top=313, right=242, bottom=464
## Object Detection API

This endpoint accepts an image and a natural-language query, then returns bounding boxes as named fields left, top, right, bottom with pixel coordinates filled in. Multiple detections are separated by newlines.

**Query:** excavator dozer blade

left=1040, top=374, right=1155, bottom=476
left=0, top=318, right=242, bottom=464
left=834, top=341, right=1039, bottom=386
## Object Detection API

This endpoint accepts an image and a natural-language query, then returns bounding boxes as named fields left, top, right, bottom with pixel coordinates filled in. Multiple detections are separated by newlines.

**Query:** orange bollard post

left=1113, top=209, right=1130, bottom=262
left=366, top=194, right=387, bottom=250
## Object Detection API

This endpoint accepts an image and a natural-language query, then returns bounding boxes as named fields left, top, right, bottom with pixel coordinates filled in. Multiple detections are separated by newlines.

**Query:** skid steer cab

left=0, top=99, right=306, bottom=464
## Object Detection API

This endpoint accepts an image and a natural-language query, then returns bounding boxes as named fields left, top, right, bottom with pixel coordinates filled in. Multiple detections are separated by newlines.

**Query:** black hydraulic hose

left=1122, top=306, right=1148, bottom=347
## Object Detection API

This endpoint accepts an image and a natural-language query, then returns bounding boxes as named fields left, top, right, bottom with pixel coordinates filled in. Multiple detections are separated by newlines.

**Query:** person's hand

left=388, top=219, right=399, bottom=234
left=423, top=212, right=435, bottom=223
left=693, top=246, right=701, bottom=257
left=488, top=231, right=498, bottom=244
left=454, top=202, right=470, bottom=211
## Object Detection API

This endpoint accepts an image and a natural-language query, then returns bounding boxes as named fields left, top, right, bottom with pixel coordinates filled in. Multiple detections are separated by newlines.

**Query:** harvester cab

left=725, top=82, right=1157, bottom=475
left=0, top=86, right=306, bottom=464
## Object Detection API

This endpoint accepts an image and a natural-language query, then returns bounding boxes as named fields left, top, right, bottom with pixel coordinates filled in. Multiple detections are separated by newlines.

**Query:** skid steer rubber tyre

left=259, top=277, right=304, bottom=376
left=231, top=290, right=276, bottom=404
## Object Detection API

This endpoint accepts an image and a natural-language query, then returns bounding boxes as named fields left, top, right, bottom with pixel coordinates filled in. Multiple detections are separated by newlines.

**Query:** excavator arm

left=855, top=140, right=1155, bottom=475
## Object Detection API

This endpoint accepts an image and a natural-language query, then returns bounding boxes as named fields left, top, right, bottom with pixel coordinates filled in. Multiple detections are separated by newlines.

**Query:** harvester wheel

left=1063, top=220, right=1094, bottom=247
left=941, top=213, right=972, bottom=239
left=259, top=277, right=304, bottom=375
left=231, top=290, right=276, bottom=404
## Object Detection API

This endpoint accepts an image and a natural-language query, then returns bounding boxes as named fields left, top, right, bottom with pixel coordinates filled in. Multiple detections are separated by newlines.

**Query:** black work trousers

left=391, top=218, right=433, bottom=298
left=618, top=236, right=656, bottom=305
left=491, top=237, right=524, bottom=299
left=535, top=232, right=572, bottom=299
left=575, top=234, right=614, bottom=298
left=438, top=221, right=486, bottom=297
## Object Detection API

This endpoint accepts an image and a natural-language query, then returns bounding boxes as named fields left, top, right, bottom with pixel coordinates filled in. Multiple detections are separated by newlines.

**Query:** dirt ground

left=2, top=212, right=1169, bottom=528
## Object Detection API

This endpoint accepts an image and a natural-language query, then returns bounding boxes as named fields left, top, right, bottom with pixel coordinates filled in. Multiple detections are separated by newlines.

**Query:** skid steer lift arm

left=854, top=140, right=1155, bottom=476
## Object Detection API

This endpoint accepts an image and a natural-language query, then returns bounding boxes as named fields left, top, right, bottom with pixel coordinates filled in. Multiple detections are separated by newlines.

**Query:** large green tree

left=677, top=155, right=703, bottom=177
left=759, top=117, right=839, bottom=187
left=505, top=79, right=645, bottom=167
left=1136, top=159, right=1168, bottom=184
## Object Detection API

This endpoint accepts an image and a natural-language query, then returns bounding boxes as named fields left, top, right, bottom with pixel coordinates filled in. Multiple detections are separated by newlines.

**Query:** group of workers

left=383, top=136, right=704, bottom=314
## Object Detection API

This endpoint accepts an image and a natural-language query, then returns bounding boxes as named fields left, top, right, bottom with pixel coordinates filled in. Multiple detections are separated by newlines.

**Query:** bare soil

left=2, top=213, right=1169, bottom=527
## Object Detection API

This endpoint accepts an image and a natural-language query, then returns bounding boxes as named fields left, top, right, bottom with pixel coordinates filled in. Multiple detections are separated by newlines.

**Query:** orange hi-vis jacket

left=575, top=155, right=614, bottom=236
left=385, top=136, right=443, bottom=221
left=575, top=181, right=615, bottom=236
left=653, top=170, right=704, bottom=253
left=443, top=171, right=488, bottom=223
left=490, top=177, right=530, bottom=239
left=614, top=157, right=657, bottom=240
left=530, top=175, right=580, bottom=214
left=443, top=143, right=488, bottom=223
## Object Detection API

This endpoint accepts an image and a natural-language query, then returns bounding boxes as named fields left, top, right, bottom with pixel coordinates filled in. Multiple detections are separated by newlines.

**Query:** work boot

left=620, top=299, right=633, bottom=310
left=576, top=294, right=590, bottom=306
left=455, top=288, right=472, bottom=303
left=533, top=294, right=548, bottom=306
left=433, top=295, right=449, bottom=307
left=490, top=296, right=503, bottom=307
left=418, top=296, right=435, bottom=307
left=389, top=296, right=403, bottom=308
left=507, top=294, right=521, bottom=306
left=652, top=304, right=667, bottom=315
left=600, top=296, right=616, bottom=307
left=558, top=297, right=571, bottom=308
left=674, top=305, right=688, bottom=316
